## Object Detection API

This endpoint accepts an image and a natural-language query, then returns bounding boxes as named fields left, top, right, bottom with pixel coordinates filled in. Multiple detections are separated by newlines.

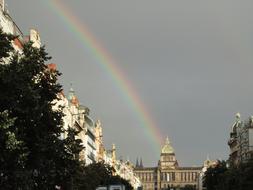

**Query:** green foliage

left=0, top=29, right=84, bottom=189
left=80, top=162, right=133, bottom=190
left=0, top=110, right=29, bottom=187
left=237, top=159, right=253, bottom=189
left=204, top=160, right=228, bottom=190
left=0, top=29, right=133, bottom=190
left=0, top=29, right=15, bottom=62
left=204, top=159, right=253, bottom=190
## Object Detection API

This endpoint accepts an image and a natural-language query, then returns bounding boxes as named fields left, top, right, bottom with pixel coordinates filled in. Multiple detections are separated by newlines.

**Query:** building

left=84, top=112, right=97, bottom=164
left=228, top=113, right=253, bottom=165
left=134, top=137, right=201, bottom=190
left=228, top=113, right=241, bottom=165
left=55, top=85, right=98, bottom=164
left=0, top=0, right=41, bottom=53
left=95, top=120, right=106, bottom=162
left=238, top=116, right=253, bottom=163
left=103, top=144, right=142, bottom=189
left=0, top=0, right=24, bottom=45
left=114, top=159, right=142, bottom=189
left=65, top=86, right=98, bottom=164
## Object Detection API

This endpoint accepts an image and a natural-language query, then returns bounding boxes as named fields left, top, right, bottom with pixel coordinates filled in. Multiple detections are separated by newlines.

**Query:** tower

left=68, top=84, right=75, bottom=101
left=112, top=144, right=116, bottom=167
left=140, top=157, right=143, bottom=168
left=135, top=158, right=139, bottom=168
left=159, top=137, right=178, bottom=169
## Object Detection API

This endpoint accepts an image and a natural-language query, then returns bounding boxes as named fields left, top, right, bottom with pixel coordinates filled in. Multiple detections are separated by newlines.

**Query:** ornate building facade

left=228, top=113, right=253, bottom=166
left=134, top=137, right=201, bottom=190
left=0, top=0, right=41, bottom=54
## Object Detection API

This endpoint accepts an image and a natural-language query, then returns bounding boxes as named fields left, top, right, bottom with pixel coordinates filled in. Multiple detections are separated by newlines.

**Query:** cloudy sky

left=6, top=0, right=253, bottom=166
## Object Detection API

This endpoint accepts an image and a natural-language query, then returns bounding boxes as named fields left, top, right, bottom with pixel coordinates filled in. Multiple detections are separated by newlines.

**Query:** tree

left=81, top=162, right=133, bottom=190
left=203, top=160, right=227, bottom=190
left=0, top=29, right=15, bottom=62
left=0, top=28, right=134, bottom=190
left=0, top=111, right=31, bottom=189
left=0, top=29, right=84, bottom=189
left=237, top=159, right=253, bottom=190
left=203, top=159, right=253, bottom=190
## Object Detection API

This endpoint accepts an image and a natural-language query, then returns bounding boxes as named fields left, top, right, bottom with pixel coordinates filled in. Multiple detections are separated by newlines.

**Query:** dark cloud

left=7, top=0, right=253, bottom=166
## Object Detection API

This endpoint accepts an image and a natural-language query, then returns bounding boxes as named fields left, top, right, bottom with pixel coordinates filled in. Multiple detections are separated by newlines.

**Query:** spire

left=68, top=83, right=75, bottom=101
left=67, top=83, right=79, bottom=106
left=112, top=144, right=116, bottom=162
left=165, top=136, right=170, bottom=144
left=136, top=158, right=139, bottom=168
left=140, top=157, right=143, bottom=168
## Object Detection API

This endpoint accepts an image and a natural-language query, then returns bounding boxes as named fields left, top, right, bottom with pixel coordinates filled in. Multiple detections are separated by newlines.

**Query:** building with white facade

left=58, top=86, right=98, bottom=164
left=0, top=0, right=41, bottom=52
left=103, top=144, right=142, bottom=190
left=228, top=113, right=253, bottom=165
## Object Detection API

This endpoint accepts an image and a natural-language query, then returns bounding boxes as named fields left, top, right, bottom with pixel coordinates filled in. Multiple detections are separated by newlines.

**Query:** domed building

left=134, top=137, right=202, bottom=190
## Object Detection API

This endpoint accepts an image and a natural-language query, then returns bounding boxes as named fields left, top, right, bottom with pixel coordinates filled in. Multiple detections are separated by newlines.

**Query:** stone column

left=157, top=168, right=161, bottom=190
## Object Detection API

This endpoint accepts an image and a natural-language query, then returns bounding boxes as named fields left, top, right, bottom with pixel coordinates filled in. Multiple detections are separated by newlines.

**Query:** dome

left=161, top=137, right=174, bottom=154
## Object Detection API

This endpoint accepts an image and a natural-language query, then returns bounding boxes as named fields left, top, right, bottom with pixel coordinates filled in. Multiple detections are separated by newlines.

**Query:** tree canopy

left=0, top=29, right=133, bottom=190
left=204, top=159, right=253, bottom=190
left=0, top=28, right=85, bottom=189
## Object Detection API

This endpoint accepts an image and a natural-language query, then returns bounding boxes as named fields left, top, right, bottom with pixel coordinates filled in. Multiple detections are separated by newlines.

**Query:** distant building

left=103, top=144, right=142, bottom=189
left=134, top=137, right=201, bottom=190
left=95, top=120, right=106, bottom=162
left=228, top=113, right=253, bottom=165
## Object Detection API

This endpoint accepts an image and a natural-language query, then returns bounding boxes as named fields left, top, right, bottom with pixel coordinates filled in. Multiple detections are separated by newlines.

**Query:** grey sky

left=7, top=0, right=253, bottom=166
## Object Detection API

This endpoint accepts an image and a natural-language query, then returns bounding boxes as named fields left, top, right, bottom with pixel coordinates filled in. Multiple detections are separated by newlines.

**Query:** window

left=172, top=172, right=175, bottom=181
left=167, top=173, right=170, bottom=182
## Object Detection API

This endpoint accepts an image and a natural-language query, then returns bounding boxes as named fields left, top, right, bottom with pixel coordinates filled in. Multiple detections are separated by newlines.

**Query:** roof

left=134, top=167, right=157, bottom=171
left=177, top=166, right=202, bottom=170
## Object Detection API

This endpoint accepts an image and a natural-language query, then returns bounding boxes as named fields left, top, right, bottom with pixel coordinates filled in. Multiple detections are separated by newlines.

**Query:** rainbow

left=44, top=0, right=164, bottom=154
